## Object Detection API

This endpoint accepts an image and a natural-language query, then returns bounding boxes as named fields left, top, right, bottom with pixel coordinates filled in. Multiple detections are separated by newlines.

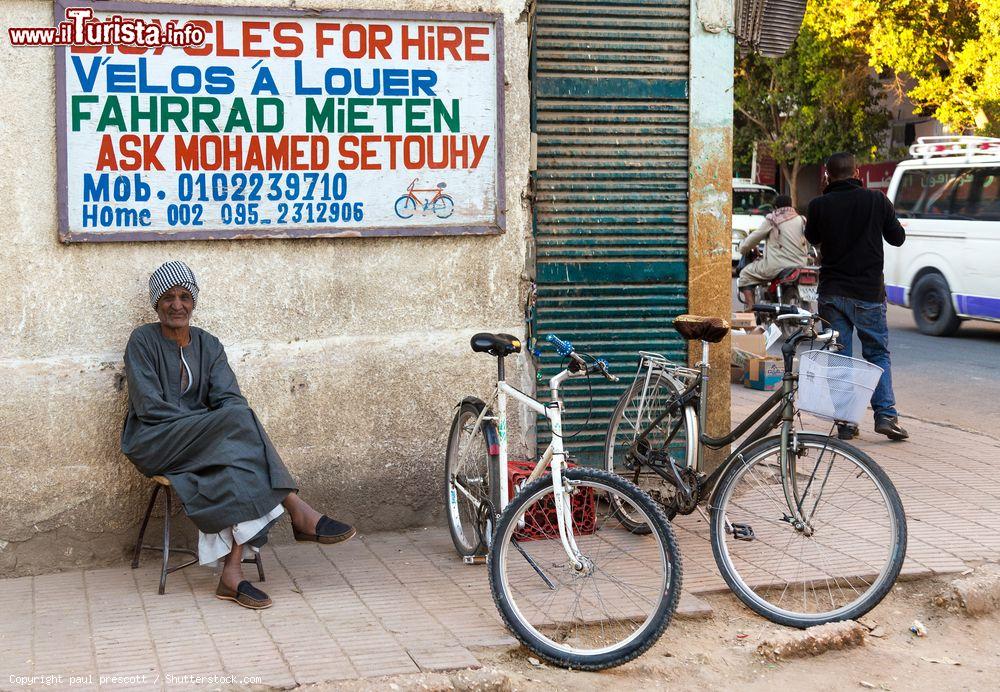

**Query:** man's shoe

left=875, top=416, right=909, bottom=441
left=216, top=580, right=272, bottom=609
left=837, top=424, right=859, bottom=440
left=293, top=515, right=357, bottom=545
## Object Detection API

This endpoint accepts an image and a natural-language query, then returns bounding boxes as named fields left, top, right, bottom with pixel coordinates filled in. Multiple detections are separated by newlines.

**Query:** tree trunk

left=778, top=162, right=792, bottom=201
left=789, top=159, right=801, bottom=209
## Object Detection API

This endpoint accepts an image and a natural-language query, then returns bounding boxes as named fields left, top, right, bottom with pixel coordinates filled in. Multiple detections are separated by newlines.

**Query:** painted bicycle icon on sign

left=394, top=179, right=455, bottom=219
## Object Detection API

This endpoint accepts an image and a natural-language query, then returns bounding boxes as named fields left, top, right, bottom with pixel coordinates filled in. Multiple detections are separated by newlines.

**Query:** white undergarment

left=197, top=504, right=285, bottom=566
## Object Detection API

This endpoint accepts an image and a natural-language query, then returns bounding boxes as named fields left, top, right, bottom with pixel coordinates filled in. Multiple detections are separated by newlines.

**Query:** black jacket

left=804, top=178, right=905, bottom=302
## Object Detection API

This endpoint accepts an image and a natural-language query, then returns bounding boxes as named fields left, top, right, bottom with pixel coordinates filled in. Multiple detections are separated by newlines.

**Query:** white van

left=884, top=136, right=1000, bottom=335
left=731, top=178, right=778, bottom=269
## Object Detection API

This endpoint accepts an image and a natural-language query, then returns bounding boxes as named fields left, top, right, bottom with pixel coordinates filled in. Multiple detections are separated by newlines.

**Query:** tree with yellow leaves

left=809, top=0, right=1000, bottom=135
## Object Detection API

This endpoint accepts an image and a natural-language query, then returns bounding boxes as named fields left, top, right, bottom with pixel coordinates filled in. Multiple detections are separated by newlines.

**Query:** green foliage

left=734, top=21, right=889, bottom=199
left=810, top=0, right=1000, bottom=135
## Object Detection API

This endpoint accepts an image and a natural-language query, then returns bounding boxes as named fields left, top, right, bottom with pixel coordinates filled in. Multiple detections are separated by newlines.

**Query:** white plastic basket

left=797, top=350, right=884, bottom=424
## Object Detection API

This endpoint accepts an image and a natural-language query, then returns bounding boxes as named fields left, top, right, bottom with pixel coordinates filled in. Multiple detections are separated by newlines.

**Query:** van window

left=733, top=188, right=776, bottom=215
left=964, top=169, right=1000, bottom=221
left=895, top=167, right=1000, bottom=220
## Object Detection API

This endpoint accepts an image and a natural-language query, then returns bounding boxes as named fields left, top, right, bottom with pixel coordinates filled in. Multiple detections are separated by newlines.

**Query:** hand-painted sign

left=55, top=1, right=505, bottom=242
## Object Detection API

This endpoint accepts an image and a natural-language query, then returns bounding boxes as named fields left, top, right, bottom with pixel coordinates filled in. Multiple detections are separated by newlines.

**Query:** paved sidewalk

left=2, top=385, right=999, bottom=689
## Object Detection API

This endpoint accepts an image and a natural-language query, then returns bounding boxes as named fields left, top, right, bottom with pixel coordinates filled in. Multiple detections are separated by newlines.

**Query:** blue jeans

left=818, top=295, right=898, bottom=421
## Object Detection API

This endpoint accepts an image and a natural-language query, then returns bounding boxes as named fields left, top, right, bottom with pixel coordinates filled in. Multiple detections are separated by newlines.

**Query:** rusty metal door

left=531, top=0, right=690, bottom=463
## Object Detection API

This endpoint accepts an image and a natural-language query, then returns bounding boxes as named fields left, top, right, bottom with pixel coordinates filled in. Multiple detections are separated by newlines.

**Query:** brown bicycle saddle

left=672, top=314, right=731, bottom=343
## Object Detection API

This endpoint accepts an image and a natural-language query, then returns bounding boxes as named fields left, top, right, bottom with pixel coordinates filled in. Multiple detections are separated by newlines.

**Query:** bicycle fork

left=776, top=374, right=829, bottom=535
left=546, top=402, right=587, bottom=571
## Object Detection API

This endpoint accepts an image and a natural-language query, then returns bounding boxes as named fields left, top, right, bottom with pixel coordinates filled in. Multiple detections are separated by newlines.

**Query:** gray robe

left=121, top=323, right=297, bottom=535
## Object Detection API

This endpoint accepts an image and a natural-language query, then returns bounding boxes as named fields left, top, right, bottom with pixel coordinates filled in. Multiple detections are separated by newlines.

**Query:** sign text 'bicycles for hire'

left=54, top=1, right=505, bottom=243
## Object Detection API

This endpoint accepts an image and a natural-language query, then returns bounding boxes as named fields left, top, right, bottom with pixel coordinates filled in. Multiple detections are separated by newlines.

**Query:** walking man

left=805, top=152, right=908, bottom=440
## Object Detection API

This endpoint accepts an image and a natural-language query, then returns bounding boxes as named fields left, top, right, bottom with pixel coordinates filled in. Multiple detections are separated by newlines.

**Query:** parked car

left=731, top=179, right=777, bottom=273
left=884, top=136, right=1000, bottom=336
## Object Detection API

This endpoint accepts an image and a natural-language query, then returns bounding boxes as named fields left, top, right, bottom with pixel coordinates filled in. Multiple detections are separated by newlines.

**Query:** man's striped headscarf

left=149, top=261, right=199, bottom=309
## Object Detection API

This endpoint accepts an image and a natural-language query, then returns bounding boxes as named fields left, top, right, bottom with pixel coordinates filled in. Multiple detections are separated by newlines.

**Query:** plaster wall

left=688, top=0, right=734, bottom=467
left=0, top=0, right=533, bottom=576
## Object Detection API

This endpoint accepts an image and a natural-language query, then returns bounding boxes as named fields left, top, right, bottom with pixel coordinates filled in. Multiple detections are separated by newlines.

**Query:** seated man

left=122, top=261, right=355, bottom=609
left=737, top=195, right=809, bottom=307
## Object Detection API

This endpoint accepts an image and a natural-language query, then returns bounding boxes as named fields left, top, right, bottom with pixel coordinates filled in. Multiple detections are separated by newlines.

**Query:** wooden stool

left=131, top=475, right=265, bottom=594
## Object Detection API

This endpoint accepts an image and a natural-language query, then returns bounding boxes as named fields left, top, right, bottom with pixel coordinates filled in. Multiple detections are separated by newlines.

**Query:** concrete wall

left=0, top=0, right=533, bottom=576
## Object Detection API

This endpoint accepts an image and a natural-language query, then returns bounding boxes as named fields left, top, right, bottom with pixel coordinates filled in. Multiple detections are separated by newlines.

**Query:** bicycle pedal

left=463, top=555, right=488, bottom=565
left=730, top=523, right=755, bottom=541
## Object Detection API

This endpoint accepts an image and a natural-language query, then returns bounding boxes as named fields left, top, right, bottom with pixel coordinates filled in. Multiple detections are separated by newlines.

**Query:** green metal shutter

left=531, top=0, right=690, bottom=464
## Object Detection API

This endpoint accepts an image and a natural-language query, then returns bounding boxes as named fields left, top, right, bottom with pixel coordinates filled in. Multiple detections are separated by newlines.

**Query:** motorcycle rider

left=737, top=195, right=809, bottom=308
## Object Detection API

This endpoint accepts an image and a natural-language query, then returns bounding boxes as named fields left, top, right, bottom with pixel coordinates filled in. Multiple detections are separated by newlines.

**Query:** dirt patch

left=313, top=577, right=1000, bottom=691
left=756, top=620, right=868, bottom=661
left=934, top=563, right=1000, bottom=616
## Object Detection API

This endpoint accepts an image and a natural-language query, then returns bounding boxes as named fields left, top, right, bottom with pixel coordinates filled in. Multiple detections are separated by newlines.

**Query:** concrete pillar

left=687, top=0, right=734, bottom=468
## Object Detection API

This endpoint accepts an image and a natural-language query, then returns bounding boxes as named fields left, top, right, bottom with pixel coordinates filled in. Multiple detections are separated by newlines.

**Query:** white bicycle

left=444, top=332, right=682, bottom=670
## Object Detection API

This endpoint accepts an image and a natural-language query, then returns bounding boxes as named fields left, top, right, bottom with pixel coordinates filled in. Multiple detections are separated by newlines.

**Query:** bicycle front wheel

left=433, top=194, right=454, bottom=218
left=489, top=468, right=681, bottom=670
left=710, top=433, right=906, bottom=628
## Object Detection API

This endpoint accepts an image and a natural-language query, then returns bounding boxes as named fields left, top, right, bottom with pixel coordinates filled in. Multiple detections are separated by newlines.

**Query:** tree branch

left=735, top=104, right=772, bottom=135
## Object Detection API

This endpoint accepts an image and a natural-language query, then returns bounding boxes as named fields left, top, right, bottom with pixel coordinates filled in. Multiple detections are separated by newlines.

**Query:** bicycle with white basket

left=444, top=332, right=682, bottom=670
left=604, top=304, right=907, bottom=628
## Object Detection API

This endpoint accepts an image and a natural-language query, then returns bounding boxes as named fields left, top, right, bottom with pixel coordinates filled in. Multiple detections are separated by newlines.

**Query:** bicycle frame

left=628, top=337, right=830, bottom=532
left=406, top=179, right=446, bottom=208
left=457, top=365, right=587, bottom=567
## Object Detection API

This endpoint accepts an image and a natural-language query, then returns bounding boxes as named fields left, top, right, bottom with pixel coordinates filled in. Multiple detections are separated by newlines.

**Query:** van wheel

left=911, top=273, right=961, bottom=336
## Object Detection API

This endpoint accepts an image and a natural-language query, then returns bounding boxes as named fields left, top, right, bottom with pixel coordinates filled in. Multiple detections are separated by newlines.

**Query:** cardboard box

left=731, top=330, right=766, bottom=358
left=744, top=357, right=784, bottom=391
left=730, top=364, right=746, bottom=384
left=731, top=350, right=753, bottom=374
left=731, top=312, right=757, bottom=330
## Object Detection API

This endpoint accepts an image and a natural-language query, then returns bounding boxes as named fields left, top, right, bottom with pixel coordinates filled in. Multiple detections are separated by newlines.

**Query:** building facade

left=0, top=0, right=732, bottom=576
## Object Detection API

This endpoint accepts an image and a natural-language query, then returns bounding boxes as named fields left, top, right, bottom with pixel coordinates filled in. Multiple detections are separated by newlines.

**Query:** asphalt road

left=730, top=279, right=1000, bottom=435
left=885, top=304, right=1000, bottom=434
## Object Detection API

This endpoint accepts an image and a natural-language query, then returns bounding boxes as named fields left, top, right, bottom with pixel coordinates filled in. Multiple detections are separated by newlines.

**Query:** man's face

left=156, top=286, right=194, bottom=329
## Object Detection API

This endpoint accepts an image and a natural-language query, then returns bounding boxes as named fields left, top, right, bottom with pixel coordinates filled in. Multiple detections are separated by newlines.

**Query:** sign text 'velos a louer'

left=58, top=6, right=503, bottom=241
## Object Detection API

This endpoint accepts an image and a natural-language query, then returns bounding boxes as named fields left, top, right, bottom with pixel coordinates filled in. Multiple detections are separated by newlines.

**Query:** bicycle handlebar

left=593, top=358, right=619, bottom=382
left=545, top=334, right=617, bottom=379
left=546, top=334, right=574, bottom=357
left=752, top=302, right=804, bottom=317
left=752, top=303, right=840, bottom=348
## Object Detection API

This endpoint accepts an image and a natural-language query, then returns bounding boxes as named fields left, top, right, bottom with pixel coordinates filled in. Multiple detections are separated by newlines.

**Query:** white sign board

left=55, top=2, right=505, bottom=242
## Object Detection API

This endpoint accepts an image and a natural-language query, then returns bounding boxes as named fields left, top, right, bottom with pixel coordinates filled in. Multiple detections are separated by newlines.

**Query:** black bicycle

left=603, top=305, right=907, bottom=628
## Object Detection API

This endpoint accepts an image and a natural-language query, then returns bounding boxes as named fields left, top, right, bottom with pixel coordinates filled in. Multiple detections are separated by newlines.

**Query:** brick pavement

left=2, top=385, right=999, bottom=689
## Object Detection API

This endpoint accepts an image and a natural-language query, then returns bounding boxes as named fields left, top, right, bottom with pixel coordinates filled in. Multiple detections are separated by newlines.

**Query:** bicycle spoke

left=715, top=437, right=902, bottom=623
left=492, top=472, right=676, bottom=662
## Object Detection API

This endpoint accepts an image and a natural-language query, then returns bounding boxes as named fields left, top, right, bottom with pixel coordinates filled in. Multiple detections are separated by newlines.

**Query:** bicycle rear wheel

left=604, top=370, right=695, bottom=527
left=489, top=468, right=681, bottom=670
left=710, top=433, right=906, bottom=628
left=444, top=401, right=500, bottom=557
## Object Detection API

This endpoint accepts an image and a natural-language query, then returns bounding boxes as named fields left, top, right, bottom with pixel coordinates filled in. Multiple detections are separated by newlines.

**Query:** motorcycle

left=754, top=266, right=819, bottom=311
left=738, top=247, right=820, bottom=330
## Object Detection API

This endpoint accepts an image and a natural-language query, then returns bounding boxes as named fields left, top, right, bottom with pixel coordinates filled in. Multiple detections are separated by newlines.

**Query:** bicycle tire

left=604, top=371, right=696, bottom=528
left=433, top=194, right=454, bottom=219
left=444, top=400, right=500, bottom=557
left=710, top=433, right=907, bottom=628
left=395, top=195, right=417, bottom=219
left=488, top=467, right=682, bottom=670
